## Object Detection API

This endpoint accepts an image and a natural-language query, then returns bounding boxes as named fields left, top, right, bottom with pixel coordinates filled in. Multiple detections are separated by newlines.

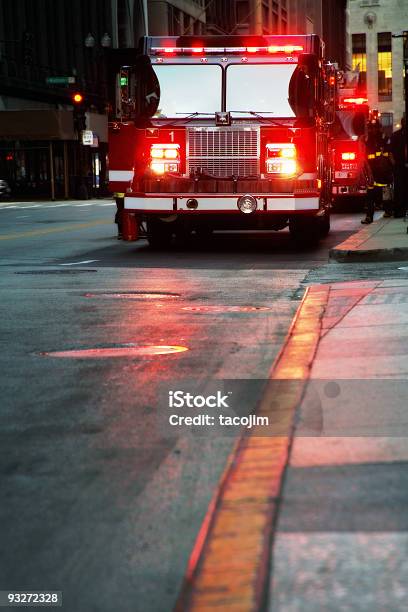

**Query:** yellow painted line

left=0, top=220, right=110, bottom=241
left=175, top=284, right=329, bottom=612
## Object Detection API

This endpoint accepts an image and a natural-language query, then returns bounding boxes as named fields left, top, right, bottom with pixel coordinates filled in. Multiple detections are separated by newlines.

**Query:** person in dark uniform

left=362, top=121, right=393, bottom=224
left=114, top=192, right=124, bottom=239
left=390, top=118, right=408, bottom=218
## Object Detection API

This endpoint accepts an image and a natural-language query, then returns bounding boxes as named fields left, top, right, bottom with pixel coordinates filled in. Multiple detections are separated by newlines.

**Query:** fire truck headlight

left=266, top=158, right=297, bottom=177
left=164, top=148, right=178, bottom=159
left=151, top=148, right=164, bottom=159
left=150, top=144, right=180, bottom=174
left=150, top=162, right=166, bottom=174
left=279, top=159, right=297, bottom=175
left=265, top=143, right=297, bottom=176
left=237, top=194, right=257, bottom=214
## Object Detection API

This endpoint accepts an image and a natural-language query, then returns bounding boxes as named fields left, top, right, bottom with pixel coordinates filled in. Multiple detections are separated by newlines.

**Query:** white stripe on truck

left=109, top=170, right=134, bottom=181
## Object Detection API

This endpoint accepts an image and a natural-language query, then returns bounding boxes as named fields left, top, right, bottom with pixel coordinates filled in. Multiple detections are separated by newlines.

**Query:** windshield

left=152, top=65, right=222, bottom=118
left=226, top=64, right=297, bottom=118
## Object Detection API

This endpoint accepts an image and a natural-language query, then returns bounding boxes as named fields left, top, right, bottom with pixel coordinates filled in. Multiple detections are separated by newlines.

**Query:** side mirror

left=288, top=54, right=317, bottom=119
left=137, top=56, right=160, bottom=118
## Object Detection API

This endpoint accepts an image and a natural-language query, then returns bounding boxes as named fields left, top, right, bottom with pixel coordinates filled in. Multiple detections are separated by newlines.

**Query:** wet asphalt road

left=0, top=200, right=367, bottom=612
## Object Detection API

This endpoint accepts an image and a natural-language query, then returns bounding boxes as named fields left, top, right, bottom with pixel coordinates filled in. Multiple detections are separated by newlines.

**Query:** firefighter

left=114, top=192, right=124, bottom=239
left=362, top=121, right=392, bottom=224
left=389, top=117, right=408, bottom=218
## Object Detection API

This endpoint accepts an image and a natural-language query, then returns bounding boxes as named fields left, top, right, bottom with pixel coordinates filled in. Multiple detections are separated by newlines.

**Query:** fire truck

left=331, top=72, right=369, bottom=206
left=108, top=35, right=336, bottom=247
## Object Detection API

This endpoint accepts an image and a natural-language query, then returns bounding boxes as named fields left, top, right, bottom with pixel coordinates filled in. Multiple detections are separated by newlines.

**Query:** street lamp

left=84, top=33, right=96, bottom=48
left=101, top=33, right=112, bottom=48
left=84, top=33, right=111, bottom=49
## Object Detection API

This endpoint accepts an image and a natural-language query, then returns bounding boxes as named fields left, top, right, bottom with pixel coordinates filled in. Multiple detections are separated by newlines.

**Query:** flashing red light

left=343, top=97, right=368, bottom=105
left=268, top=45, right=303, bottom=54
left=72, top=92, right=84, bottom=104
left=150, top=143, right=180, bottom=174
left=329, top=76, right=336, bottom=86
left=341, top=152, right=357, bottom=161
left=247, top=47, right=258, bottom=53
left=6, top=154, right=14, bottom=161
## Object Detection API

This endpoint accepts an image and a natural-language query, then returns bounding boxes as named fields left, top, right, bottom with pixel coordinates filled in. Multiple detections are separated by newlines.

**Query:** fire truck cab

left=108, top=35, right=336, bottom=246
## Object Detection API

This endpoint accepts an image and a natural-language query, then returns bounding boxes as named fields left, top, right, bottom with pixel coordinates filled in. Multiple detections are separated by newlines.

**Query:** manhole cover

left=182, top=305, right=271, bottom=313
left=16, top=269, right=97, bottom=275
left=40, top=344, right=188, bottom=358
left=85, top=291, right=180, bottom=299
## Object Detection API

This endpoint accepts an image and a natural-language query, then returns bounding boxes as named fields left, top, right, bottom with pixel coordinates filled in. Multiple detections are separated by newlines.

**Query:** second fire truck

left=108, top=34, right=336, bottom=247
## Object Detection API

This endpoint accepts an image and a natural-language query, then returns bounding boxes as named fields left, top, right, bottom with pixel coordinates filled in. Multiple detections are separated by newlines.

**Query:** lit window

left=352, top=33, right=367, bottom=90
left=378, top=32, right=392, bottom=101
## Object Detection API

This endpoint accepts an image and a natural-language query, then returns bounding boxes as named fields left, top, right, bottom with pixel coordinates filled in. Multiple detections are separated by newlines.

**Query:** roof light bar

left=151, top=45, right=304, bottom=56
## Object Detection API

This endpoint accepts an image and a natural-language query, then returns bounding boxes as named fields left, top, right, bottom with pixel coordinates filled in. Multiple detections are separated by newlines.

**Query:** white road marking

left=59, top=259, right=99, bottom=266
left=75, top=203, right=94, bottom=207
left=17, top=215, right=29, bottom=218
left=99, top=203, right=116, bottom=206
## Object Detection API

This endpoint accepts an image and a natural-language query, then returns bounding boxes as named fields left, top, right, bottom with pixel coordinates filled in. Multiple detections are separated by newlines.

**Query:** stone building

left=348, top=0, right=408, bottom=132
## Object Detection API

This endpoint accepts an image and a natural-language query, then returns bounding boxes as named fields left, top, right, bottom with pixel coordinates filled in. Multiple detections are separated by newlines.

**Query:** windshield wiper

left=154, top=112, right=214, bottom=127
left=228, top=111, right=290, bottom=126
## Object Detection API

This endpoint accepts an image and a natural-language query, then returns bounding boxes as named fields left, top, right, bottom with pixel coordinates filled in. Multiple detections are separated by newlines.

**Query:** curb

left=175, top=285, right=329, bottom=612
left=330, top=245, right=408, bottom=263
left=329, top=218, right=408, bottom=263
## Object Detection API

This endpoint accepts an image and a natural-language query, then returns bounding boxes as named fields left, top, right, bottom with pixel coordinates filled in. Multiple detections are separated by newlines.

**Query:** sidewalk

left=330, top=216, right=408, bottom=262
left=176, top=279, right=408, bottom=611
left=271, top=279, right=408, bottom=611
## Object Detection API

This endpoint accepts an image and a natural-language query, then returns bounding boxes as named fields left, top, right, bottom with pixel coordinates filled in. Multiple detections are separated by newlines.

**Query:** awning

left=0, top=110, right=75, bottom=140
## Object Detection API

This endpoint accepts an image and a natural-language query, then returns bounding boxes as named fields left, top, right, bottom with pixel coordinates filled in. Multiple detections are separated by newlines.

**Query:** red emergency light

left=149, top=143, right=180, bottom=174
left=341, top=152, right=357, bottom=161
left=343, top=97, right=368, bottom=105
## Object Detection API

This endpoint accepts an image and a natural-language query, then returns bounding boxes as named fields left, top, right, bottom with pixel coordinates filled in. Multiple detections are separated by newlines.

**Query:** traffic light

left=72, top=92, right=84, bottom=104
left=72, top=92, right=87, bottom=133
left=22, top=31, right=34, bottom=66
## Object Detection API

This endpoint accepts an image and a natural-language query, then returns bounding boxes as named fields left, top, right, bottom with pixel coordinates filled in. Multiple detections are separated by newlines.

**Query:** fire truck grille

left=187, top=127, right=260, bottom=178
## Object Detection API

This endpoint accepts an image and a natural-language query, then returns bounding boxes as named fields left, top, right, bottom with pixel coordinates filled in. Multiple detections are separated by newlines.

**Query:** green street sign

left=46, top=76, right=75, bottom=85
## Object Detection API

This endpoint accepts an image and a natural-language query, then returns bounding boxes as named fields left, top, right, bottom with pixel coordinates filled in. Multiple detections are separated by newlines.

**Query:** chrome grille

left=187, top=127, right=260, bottom=178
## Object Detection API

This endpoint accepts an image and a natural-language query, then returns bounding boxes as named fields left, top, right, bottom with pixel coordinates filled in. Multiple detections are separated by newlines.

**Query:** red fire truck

left=331, top=73, right=369, bottom=206
left=108, top=35, right=336, bottom=246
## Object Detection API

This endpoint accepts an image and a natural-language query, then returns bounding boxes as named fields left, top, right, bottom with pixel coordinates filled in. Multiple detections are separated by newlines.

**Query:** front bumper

left=124, top=194, right=320, bottom=213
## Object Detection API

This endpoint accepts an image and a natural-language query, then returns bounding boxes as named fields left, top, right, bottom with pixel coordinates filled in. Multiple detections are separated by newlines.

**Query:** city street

left=0, top=200, right=381, bottom=611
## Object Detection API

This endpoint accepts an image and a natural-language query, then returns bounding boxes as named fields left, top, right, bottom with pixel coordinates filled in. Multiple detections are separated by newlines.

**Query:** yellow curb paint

left=0, top=219, right=110, bottom=241
left=175, top=286, right=329, bottom=612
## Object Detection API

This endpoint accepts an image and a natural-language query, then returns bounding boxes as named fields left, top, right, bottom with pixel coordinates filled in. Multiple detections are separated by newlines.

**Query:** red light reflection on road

left=40, top=345, right=189, bottom=358
left=182, top=306, right=270, bottom=313
left=85, top=292, right=180, bottom=300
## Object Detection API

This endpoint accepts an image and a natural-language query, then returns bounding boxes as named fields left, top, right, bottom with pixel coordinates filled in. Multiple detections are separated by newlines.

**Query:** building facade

left=147, top=0, right=206, bottom=35
left=348, top=0, right=408, bottom=132
left=0, top=0, right=147, bottom=199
